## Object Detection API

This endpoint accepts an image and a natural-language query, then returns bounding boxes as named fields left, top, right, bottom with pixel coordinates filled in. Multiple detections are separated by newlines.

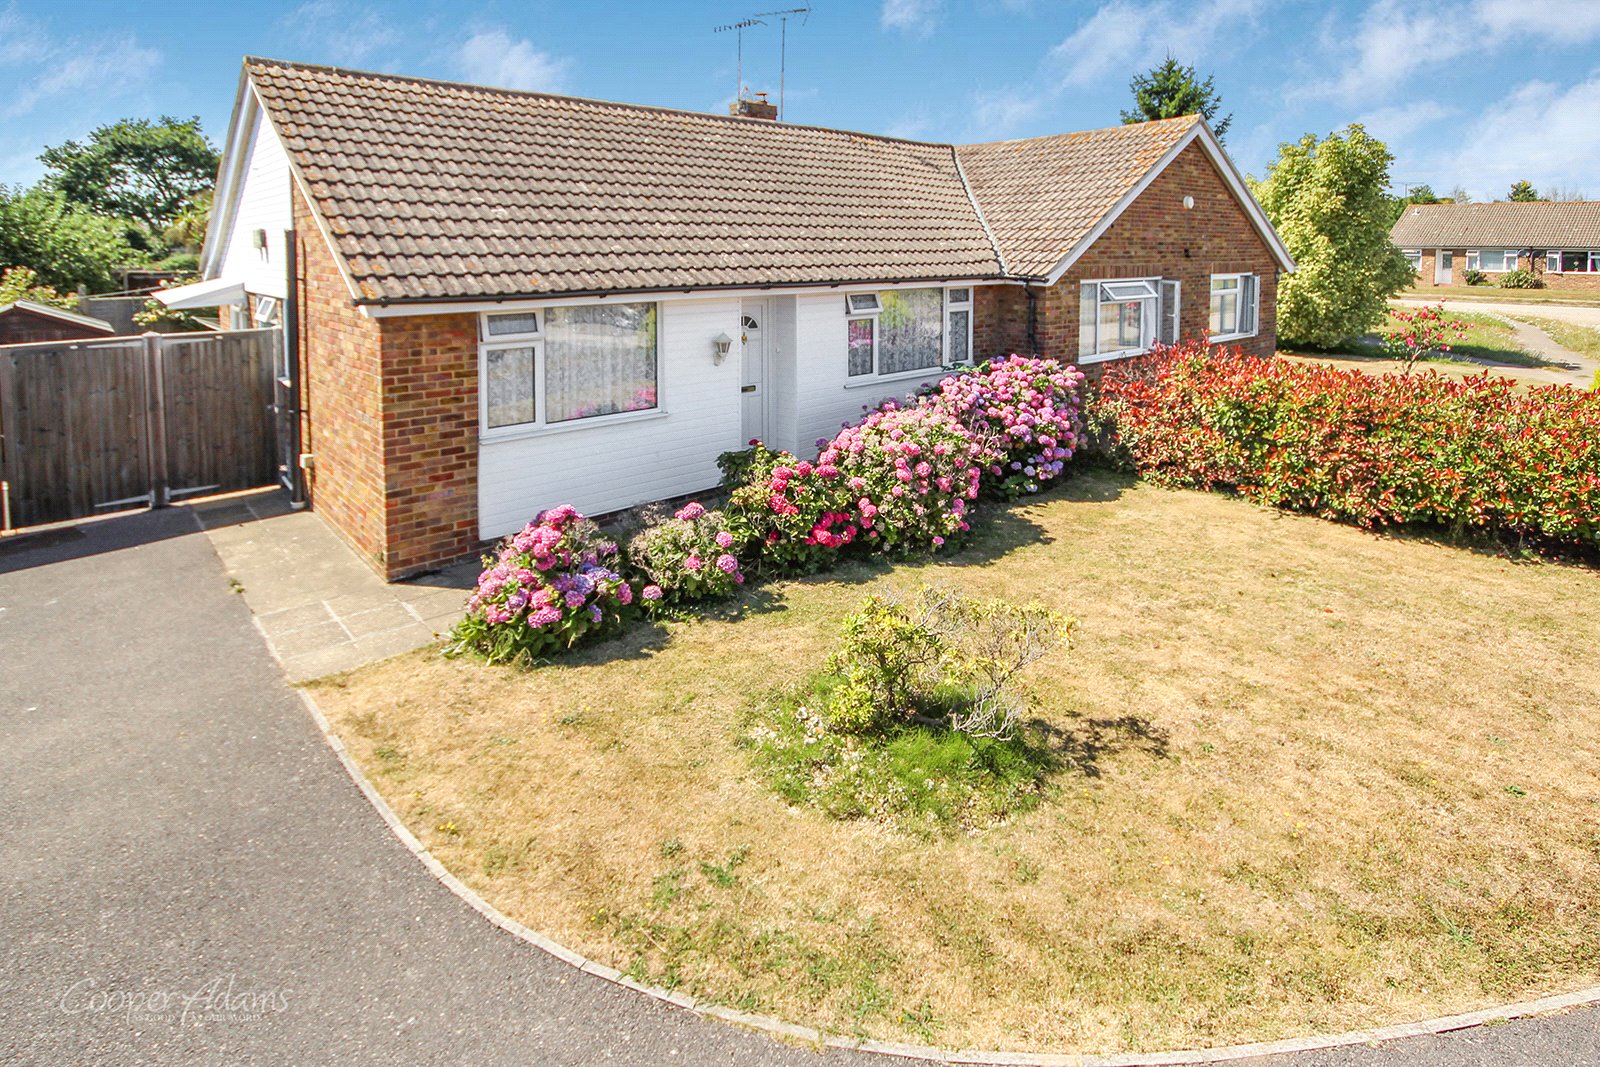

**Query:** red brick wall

left=293, top=188, right=388, bottom=571
left=973, top=283, right=1029, bottom=358
left=973, top=139, right=1282, bottom=363
left=379, top=314, right=479, bottom=577
left=1410, top=249, right=1600, bottom=292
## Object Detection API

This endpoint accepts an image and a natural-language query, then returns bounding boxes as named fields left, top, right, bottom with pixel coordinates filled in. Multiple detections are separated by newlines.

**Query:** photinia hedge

left=1094, top=341, right=1600, bottom=547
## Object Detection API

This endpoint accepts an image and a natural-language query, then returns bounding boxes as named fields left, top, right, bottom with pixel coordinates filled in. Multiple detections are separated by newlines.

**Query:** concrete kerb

left=291, top=682, right=1600, bottom=1066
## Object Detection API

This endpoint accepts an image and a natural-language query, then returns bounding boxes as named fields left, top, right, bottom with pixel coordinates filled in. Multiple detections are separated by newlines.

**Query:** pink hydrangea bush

left=449, top=505, right=633, bottom=662
left=722, top=443, right=859, bottom=573
left=626, top=500, right=746, bottom=607
left=829, top=403, right=986, bottom=554
left=924, top=355, right=1085, bottom=498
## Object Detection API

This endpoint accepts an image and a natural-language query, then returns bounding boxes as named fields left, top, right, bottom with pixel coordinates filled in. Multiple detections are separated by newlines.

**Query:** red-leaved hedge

left=1093, top=341, right=1600, bottom=548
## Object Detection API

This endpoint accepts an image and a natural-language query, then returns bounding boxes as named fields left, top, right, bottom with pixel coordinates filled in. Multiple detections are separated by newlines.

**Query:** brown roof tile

left=1390, top=201, right=1600, bottom=249
left=244, top=58, right=1205, bottom=302
left=955, top=116, right=1200, bottom=278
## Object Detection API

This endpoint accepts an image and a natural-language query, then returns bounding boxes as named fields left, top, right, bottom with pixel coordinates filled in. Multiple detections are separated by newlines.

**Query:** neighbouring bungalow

left=0, top=300, right=117, bottom=345
left=161, top=58, right=1294, bottom=580
left=1391, top=200, right=1600, bottom=292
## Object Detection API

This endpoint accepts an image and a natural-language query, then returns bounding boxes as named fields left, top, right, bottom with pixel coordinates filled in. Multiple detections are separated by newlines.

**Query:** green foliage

left=0, top=266, right=77, bottom=310
left=1507, top=180, right=1541, bottom=203
left=1386, top=183, right=1442, bottom=226
left=40, top=116, right=219, bottom=230
left=0, top=184, right=145, bottom=292
left=161, top=190, right=212, bottom=251
left=1498, top=268, right=1545, bottom=289
left=1120, top=56, right=1231, bottom=140
left=748, top=676, right=1059, bottom=835
left=820, top=586, right=1075, bottom=740
left=133, top=297, right=208, bottom=333
left=1462, top=268, right=1488, bottom=286
left=1250, top=125, right=1415, bottom=350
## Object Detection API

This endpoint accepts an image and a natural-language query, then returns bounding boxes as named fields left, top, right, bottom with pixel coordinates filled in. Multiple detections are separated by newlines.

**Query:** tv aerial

left=715, top=5, right=811, bottom=120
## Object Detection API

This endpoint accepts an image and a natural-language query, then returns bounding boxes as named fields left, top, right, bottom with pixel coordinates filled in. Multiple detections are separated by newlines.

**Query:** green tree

left=1250, top=124, right=1414, bottom=350
left=1507, top=180, right=1541, bottom=202
left=1121, top=56, right=1232, bottom=141
left=0, top=266, right=79, bottom=310
left=40, top=116, right=219, bottom=230
left=0, top=184, right=145, bottom=292
left=161, top=190, right=212, bottom=252
left=1387, top=183, right=1441, bottom=225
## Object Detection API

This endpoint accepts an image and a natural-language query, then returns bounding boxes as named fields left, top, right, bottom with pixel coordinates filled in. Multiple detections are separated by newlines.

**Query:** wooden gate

left=0, top=329, right=281, bottom=530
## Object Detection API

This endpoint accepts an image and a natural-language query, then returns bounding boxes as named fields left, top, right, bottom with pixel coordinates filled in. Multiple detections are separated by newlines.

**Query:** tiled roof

left=244, top=58, right=1209, bottom=302
left=956, top=116, right=1200, bottom=278
left=1390, top=201, right=1600, bottom=249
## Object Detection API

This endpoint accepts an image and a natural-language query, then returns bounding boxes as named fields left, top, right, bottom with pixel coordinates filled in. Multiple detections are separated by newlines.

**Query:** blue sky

left=3, top=0, right=1599, bottom=201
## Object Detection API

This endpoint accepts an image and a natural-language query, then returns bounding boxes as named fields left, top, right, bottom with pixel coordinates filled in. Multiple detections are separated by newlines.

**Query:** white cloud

left=1354, top=100, right=1454, bottom=141
left=456, top=29, right=572, bottom=93
left=283, top=1, right=400, bottom=67
left=881, top=0, right=940, bottom=36
left=1048, top=0, right=1265, bottom=89
left=0, top=5, right=159, bottom=119
left=1439, top=73, right=1600, bottom=200
left=1305, top=0, right=1600, bottom=104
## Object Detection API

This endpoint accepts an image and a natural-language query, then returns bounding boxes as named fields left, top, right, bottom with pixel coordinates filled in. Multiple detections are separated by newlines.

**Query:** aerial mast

left=713, top=16, right=767, bottom=104
left=754, top=6, right=811, bottom=121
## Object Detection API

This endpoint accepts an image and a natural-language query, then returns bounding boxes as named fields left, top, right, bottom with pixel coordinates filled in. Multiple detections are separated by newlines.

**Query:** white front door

left=1435, top=250, right=1453, bottom=285
left=740, top=301, right=768, bottom=445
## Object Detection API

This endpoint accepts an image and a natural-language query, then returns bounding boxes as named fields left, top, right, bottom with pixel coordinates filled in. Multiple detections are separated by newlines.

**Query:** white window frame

left=1554, top=249, right=1600, bottom=274
left=476, top=304, right=663, bottom=441
left=1077, top=276, right=1165, bottom=363
left=1208, top=273, right=1259, bottom=343
left=1403, top=249, right=1423, bottom=271
left=252, top=295, right=280, bottom=327
left=1466, top=250, right=1481, bottom=271
left=1548, top=251, right=1563, bottom=273
left=844, top=285, right=974, bottom=385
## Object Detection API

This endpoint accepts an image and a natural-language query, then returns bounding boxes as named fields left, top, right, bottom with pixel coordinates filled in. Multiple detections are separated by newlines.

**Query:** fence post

left=143, top=332, right=170, bottom=508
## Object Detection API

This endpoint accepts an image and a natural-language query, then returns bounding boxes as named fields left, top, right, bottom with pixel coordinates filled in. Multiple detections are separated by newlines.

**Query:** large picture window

left=845, top=286, right=974, bottom=380
left=1209, top=273, right=1259, bottom=340
left=479, top=303, right=658, bottom=434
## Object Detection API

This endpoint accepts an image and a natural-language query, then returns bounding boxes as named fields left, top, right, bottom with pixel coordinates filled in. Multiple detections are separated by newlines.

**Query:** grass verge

left=1402, top=286, right=1600, bottom=306
left=311, top=475, right=1600, bottom=1053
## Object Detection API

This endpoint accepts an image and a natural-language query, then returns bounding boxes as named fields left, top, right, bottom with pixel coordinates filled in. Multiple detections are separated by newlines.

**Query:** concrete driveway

left=1, top=505, right=1596, bottom=1065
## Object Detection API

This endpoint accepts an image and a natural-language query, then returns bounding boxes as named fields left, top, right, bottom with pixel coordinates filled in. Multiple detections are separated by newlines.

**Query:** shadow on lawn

left=1030, top=713, right=1170, bottom=778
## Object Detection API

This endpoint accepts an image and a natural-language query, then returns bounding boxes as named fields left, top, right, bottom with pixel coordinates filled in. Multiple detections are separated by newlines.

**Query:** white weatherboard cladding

left=790, top=292, right=958, bottom=456
left=215, top=110, right=292, bottom=300
left=477, top=297, right=743, bottom=539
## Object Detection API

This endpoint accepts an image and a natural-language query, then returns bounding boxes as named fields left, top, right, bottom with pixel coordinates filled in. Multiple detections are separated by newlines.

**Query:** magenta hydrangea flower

left=715, top=530, right=735, bottom=548
left=528, top=605, right=562, bottom=627
left=674, top=501, right=706, bottom=522
left=716, top=553, right=738, bottom=574
left=642, top=584, right=664, bottom=601
left=684, top=554, right=702, bottom=572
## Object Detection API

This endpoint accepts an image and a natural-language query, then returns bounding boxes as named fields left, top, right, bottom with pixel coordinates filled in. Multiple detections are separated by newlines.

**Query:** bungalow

left=1390, top=201, right=1600, bottom=292
left=0, top=300, right=116, bottom=345
left=165, top=58, right=1293, bottom=580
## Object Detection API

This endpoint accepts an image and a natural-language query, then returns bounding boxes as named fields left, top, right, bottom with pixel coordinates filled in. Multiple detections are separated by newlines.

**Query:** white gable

left=206, top=92, right=292, bottom=300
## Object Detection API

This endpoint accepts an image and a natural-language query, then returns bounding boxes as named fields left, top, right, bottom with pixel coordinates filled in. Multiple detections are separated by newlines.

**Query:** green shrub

left=1498, top=269, right=1545, bottom=289
left=747, top=678, right=1059, bottom=835
left=1462, top=268, right=1487, bottom=286
left=625, top=501, right=745, bottom=608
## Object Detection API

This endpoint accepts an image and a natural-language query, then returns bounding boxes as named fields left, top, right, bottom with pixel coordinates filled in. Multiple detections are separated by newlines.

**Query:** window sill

left=480, top=407, right=668, bottom=445
left=843, top=364, right=971, bottom=390
left=1076, top=349, right=1148, bottom=365
left=1209, top=330, right=1258, bottom=343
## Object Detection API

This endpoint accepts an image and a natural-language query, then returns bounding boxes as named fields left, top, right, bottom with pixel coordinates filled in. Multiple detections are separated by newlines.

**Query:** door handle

left=741, top=384, right=757, bottom=393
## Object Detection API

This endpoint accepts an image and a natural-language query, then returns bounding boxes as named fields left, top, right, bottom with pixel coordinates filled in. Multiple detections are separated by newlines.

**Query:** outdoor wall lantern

left=713, top=331, right=734, bottom=364
left=1182, top=195, right=1195, bottom=210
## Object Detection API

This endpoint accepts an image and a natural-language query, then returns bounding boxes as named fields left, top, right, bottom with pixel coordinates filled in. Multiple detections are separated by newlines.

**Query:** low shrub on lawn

left=747, top=586, right=1074, bottom=834
left=626, top=501, right=746, bottom=608
left=1498, top=268, right=1545, bottom=289
left=448, top=506, right=633, bottom=662
left=1093, top=340, right=1600, bottom=547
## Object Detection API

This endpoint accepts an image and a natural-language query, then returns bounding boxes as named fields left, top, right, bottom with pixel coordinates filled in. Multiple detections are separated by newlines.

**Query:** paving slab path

left=2, top=505, right=1597, bottom=1065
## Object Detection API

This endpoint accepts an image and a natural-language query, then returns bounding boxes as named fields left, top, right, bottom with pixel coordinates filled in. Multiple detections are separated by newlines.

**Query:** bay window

left=845, top=286, right=974, bottom=380
left=479, top=302, right=658, bottom=434
left=1209, top=273, right=1259, bottom=340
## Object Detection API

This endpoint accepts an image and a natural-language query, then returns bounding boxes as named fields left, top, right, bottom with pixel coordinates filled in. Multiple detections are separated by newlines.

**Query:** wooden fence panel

left=160, top=330, right=278, bottom=500
left=0, top=329, right=280, bottom=529
left=0, top=338, right=150, bottom=528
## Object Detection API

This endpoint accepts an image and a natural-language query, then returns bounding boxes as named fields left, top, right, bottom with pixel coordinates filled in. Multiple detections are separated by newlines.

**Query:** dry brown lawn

left=311, top=474, right=1600, bottom=1055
